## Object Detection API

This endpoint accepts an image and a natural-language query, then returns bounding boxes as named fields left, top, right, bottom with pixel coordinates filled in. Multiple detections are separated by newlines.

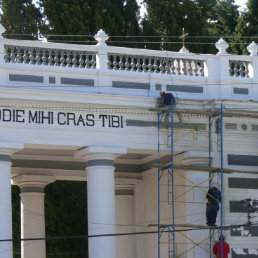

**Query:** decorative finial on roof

left=94, top=29, right=109, bottom=46
left=179, top=28, right=190, bottom=53
left=247, top=41, right=258, bottom=56
left=215, top=38, right=229, bottom=55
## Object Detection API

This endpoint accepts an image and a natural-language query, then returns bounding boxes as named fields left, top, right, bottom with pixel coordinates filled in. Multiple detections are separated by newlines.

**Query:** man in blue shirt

left=160, top=91, right=176, bottom=106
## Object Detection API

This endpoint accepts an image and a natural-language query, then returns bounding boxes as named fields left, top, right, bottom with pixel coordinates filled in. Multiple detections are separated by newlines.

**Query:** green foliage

left=11, top=182, right=88, bottom=257
left=45, top=181, right=88, bottom=257
left=0, top=0, right=41, bottom=39
left=234, top=0, right=258, bottom=54
left=12, top=186, right=20, bottom=258
left=39, top=0, right=141, bottom=47
left=143, top=0, right=218, bottom=53
left=0, top=0, right=257, bottom=53
left=143, top=0, right=257, bottom=54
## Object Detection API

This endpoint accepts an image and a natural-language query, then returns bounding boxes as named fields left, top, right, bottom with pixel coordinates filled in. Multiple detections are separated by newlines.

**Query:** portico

left=0, top=24, right=257, bottom=258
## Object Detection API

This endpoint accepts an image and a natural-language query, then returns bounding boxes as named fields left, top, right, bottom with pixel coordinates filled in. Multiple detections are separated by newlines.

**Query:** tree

left=210, top=0, right=239, bottom=35
left=143, top=0, right=218, bottom=53
left=0, top=0, right=41, bottom=39
left=45, top=181, right=88, bottom=257
left=234, top=0, right=258, bottom=54
left=207, top=0, right=240, bottom=54
left=12, top=186, right=20, bottom=258
left=39, top=0, right=141, bottom=47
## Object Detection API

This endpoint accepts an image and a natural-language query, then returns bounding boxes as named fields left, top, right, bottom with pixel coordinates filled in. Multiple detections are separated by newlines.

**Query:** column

left=0, top=141, right=23, bottom=258
left=12, top=175, right=55, bottom=258
left=75, top=146, right=126, bottom=258
left=115, top=186, right=135, bottom=258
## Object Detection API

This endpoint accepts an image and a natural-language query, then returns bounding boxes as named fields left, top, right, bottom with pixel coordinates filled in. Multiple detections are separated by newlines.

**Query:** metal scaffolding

left=156, top=104, right=225, bottom=258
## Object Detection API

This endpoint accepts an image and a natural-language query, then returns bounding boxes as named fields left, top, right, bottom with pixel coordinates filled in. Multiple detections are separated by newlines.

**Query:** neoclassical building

left=0, top=25, right=258, bottom=258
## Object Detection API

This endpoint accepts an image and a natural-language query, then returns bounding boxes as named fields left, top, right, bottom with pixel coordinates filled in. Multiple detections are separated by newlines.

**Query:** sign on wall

left=0, top=108, right=124, bottom=128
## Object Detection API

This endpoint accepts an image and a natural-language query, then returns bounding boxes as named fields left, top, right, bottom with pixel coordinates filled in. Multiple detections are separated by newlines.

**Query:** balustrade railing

left=107, top=53, right=205, bottom=76
left=229, top=60, right=250, bottom=78
left=1, top=31, right=257, bottom=83
left=4, top=45, right=97, bottom=69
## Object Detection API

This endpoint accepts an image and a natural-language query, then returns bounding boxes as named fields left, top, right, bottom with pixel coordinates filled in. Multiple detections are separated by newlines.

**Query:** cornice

left=0, top=87, right=258, bottom=118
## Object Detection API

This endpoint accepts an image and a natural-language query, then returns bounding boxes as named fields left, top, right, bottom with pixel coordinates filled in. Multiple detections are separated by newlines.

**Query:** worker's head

left=219, top=235, right=225, bottom=241
left=160, top=91, right=165, bottom=97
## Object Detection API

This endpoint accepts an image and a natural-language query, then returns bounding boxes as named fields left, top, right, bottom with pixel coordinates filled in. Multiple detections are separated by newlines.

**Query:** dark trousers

left=206, top=203, right=218, bottom=226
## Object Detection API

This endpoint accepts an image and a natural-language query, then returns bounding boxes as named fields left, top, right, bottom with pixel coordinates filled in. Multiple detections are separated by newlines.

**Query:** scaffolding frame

left=157, top=104, right=225, bottom=258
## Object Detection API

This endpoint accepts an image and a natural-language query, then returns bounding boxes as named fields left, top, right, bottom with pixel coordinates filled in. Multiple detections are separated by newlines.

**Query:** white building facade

left=0, top=25, right=258, bottom=258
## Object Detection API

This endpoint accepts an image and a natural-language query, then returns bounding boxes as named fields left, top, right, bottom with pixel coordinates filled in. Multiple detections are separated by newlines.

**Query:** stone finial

left=215, top=38, right=229, bottom=55
left=179, top=46, right=190, bottom=54
left=0, top=23, right=5, bottom=39
left=38, top=33, right=48, bottom=42
left=94, top=29, right=109, bottom=46
left=247, top=41, right=258, bottom=56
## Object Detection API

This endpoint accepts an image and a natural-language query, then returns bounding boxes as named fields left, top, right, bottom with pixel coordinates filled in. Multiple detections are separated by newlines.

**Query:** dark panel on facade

left=115, top=189, right=134, bottom=195
left=228, top=154, right=258, bottom=166
left=228, top=178, right=258, bottom=189
left=225, top=123, right=237, bottom=130
left=112, top=81, right=150, bottom=90
left=232, top=249, right=258, bottom=258
left=49, top=77, right=56, bottom=84
left=231, top=225, right=258, bottom=237
left=9, top=74, right=43, bottom=83
left=166, top=85, right=203, bottom=93
left=126, top=120, right=157, bottom=127
left=61, top=77, right=94, bottom=86
left=155, top=84, right=162, bottom=90
left=233, top=88, right=249, bottom=95
left=229, top=200, right=258, bottom=213
left=252, top=125, right=258, bottom=131
left=126, top=119, right=206, bottom=130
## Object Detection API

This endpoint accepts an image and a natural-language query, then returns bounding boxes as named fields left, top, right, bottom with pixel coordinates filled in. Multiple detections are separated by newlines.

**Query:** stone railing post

left=204, top=56, right=220, bottom=99
left=247, top=41, right=258, bottom=81
left=215, top=38, right=231, bottom=98
left=94, top=29, right=111, bottom=93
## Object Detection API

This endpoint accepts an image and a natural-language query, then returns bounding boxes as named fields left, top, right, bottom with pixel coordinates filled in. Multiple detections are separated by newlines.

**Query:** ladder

left=158, top=103, right=175, bottom=258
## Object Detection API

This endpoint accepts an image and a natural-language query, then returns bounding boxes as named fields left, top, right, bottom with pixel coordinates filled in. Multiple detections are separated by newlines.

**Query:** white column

left=75, top=146, right=126, bottom=258
left=12, top=175, right=55, bottom=258
left=115, top=186, right=135, bottom=258
left=0, top=142, right=23, bottom=258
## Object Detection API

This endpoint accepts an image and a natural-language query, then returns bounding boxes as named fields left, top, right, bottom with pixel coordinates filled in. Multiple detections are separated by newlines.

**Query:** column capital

left=0, top=141, right=24, bottom=157
left=12, top=174, right=55, bottom=192
left=75, top=146, right=127, bottom=162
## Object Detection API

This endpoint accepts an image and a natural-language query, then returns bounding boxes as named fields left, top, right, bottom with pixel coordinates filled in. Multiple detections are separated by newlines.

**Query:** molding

left=12, top=174, right=55, bottom=189
left=74, top=146, right=127, bottom=161
left=178, top=151, right=210, bottom=166
left=0, top=141, right=24, bottom=156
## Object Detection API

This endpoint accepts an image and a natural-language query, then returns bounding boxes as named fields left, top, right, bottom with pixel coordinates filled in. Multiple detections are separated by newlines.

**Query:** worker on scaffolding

left=206, top=182, right=221, bottom=226
left=212, top=235, right=230, bottom=258
left=160, top=91, right=176, bottom=106
left=159, top=91, right=183, bottom=127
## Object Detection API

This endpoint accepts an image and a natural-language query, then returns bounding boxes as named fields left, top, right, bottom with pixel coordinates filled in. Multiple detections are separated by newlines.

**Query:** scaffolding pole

left=157, top=103, right=226, bottom=258
left=208, top=104, right=225, bottom=258
left=157, top=103, right=175, bottom=258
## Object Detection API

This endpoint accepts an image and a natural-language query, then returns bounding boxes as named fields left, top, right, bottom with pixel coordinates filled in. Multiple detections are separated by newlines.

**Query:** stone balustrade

left=0, top=27, right=257, bottom=101
left=4, top=44, right=96, bottom=68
